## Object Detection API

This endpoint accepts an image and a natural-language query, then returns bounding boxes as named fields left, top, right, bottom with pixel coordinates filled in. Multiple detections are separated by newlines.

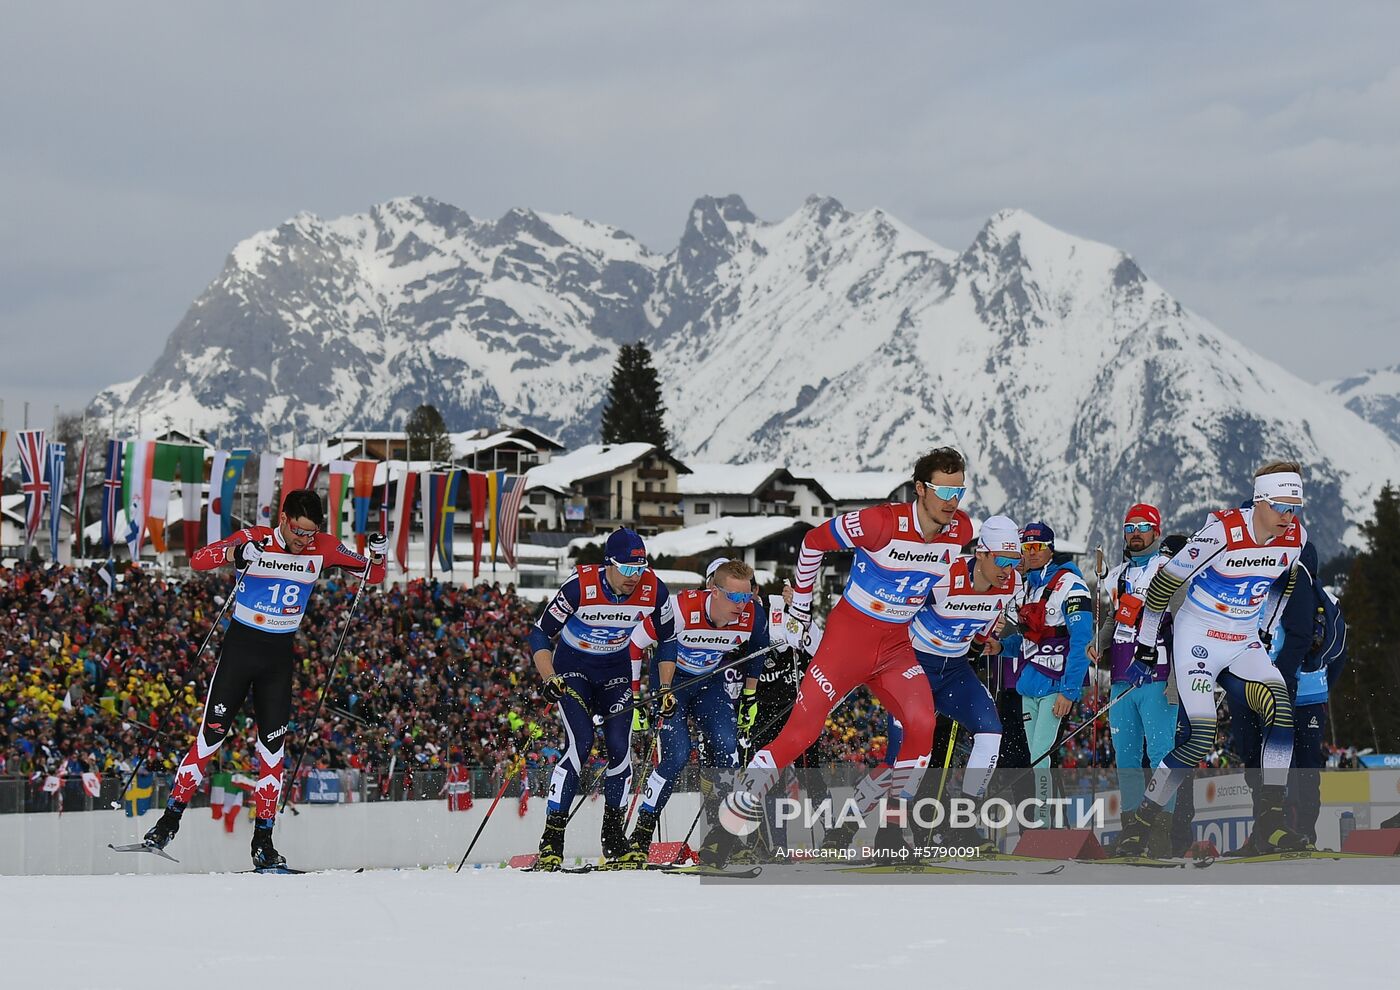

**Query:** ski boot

left=938, top=823, right=997, bottom=855
left=821, top=819, right=860, bottom=854
left=599, top=806, right=646, bottom=870
left=1114, top=803, right=1164, bottom=857
left=535, top=810, right=567, bottom=872
left=143, top=807, right=183, bottom=851
left=628, top=809, right=660, bottom=863
left=870, top=822, right=914, bottom=859
left=250, top=824, right=287, bottom=871
left=1145, top=809, right=1174, bottom=859
left=1251, top=788, right=1314, bottom=853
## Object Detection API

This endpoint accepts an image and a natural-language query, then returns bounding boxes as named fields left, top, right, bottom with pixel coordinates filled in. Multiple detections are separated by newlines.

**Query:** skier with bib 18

left=140, top=489, right=387, bottom=871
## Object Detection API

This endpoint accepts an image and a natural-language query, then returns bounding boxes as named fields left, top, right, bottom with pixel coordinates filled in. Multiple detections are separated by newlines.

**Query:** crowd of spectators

left=0, top=558, right=1371, bottom=809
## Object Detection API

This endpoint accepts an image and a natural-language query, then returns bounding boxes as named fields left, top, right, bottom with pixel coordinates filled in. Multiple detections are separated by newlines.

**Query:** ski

left=658, top=864, right=763, bottom=879
left=1217, top=850, right=1383, bottom=865
left=236, top=866, right=309, bottom=875
left=108, top=842, right=179, bottom=863
left=841, top=861, right=1065, bottom=877
left=1085, top=855, right=1190, bottom=869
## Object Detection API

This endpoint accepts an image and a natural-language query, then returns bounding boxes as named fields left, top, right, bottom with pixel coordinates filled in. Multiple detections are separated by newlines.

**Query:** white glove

left=236, top=539, right=265, bottom=569
left=787, top=593, right=812, bottom=628
left=367, top=533, right=388, bottom=563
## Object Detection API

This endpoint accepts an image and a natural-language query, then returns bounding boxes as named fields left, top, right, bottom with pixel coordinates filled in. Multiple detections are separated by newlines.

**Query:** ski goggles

left=921, top=484, right=966, bottom=502
left=1123, top=522, right=1157, bottom=534
left=991, top=554, right=1021, bottom=568
left=1019, top=541, right=1052, bottom=554
left=1258, top=498, right=1303, bottom=517
left=287, top=522, right=319, bottom=539
left=610, top=560, right=648, bottom=577
left=717, top=589, right=754, bottom=605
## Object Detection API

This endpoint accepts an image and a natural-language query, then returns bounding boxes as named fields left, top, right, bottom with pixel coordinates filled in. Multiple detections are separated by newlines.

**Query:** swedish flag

left=124, top=771, right=154, bottom=817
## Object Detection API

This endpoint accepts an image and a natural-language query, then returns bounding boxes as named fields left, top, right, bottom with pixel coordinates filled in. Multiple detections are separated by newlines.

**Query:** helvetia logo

left=1225, top=555, right=1277, bottom=569
left=886, top=548, right=946, bottom=564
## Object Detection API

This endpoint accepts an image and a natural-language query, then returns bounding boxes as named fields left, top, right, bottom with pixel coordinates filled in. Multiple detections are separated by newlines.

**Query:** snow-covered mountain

left=1326, top=365, right=1400, bottom=447
left=90, top=194, right=1400, bottom=556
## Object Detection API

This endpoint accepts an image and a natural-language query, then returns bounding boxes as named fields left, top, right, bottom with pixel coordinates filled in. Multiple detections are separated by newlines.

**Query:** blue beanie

left=604, top=528, right=648, bottom=565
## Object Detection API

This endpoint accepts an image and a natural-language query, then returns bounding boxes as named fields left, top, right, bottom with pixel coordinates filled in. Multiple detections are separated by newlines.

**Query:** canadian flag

left=42, top=774, right=62, bottom=794
left=82, top=772, right=102, bottom=798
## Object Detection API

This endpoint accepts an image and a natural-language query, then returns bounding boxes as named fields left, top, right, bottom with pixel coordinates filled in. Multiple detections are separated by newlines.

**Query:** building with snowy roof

left=679, top=463, right=836, bottom=527
left=523, top=443, right=690, bottom=535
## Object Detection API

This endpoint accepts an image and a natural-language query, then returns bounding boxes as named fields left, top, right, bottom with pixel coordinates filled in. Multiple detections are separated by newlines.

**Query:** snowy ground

left=3, top=865, right=1396, bottom=989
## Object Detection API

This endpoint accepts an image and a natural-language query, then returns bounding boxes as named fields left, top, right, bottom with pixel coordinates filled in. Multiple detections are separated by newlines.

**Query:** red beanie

left=1124, top=502, right=1162, bottom=530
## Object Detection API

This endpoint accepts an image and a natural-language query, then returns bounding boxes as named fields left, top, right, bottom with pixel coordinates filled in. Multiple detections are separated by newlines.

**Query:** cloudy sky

left=3, top=2, right=1397, bottom=425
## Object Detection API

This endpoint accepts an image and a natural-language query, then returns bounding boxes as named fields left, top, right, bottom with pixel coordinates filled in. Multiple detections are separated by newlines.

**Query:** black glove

left=657, top=688, right=677, bottom=719
left=542, top=674, right=567, bottom=703
left=1259, top=628, right=1274, bottom=651
left=1127, top=643, right=1157, bottom=687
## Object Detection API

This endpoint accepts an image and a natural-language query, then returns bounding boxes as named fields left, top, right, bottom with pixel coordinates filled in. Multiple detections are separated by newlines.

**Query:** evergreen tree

left=600, top=343, right=670, bottom=450
left=405, top=404, right=452, bottom=463
left=1333, top=484, right=1400, bottom=751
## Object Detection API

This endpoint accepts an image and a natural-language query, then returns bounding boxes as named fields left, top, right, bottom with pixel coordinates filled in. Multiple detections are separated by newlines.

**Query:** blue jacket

left=1004, top=560, right=1094, bottom=701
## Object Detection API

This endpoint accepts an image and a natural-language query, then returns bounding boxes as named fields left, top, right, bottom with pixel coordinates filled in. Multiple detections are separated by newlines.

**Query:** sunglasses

left=287, top=523, right=319, bottom=539
left=1020, top=541, right=1051, bottom=554
left=1123, top=522, right=1157, bottom=534
left=1259, top=499, right=1303, bottom=517
left=992, top=555, right=1021, bottom=568
left=717, top=589, right=754, bottom=605
left=921, top=484, right=966, bottom=502
left=611, top=561, right=647, bottom=577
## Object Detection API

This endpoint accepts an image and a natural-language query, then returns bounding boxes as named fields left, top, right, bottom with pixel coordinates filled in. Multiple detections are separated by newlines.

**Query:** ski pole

left=455, top=755, right=526, bottom=873
left=602, top=644, right=784, bottom=724
left=1030, top=683, right=1137, bottom=767
left=110, top=566, right=242, bottom=810
left=280, top=559, right=374, bottom=815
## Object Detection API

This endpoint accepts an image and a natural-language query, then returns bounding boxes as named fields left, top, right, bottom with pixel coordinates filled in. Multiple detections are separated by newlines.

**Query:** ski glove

left=366, top=533, right=388, bottom=564
left=234, top=539, right=265, bottom=569
left=657, top=687, right=677, bottom=720
left=1127, top=643, right=1157, bottom=687
left=737, top=689, right=758, bottom=739
left=542, top=674, right=567, bottom=703
left=1258, top=628, right=1274, bottom=652
left=632, top=691, right=649, bottom=733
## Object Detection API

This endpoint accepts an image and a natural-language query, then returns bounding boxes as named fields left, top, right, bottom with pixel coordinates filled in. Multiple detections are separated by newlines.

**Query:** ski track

left=1, top=868, right=1394, bottom=989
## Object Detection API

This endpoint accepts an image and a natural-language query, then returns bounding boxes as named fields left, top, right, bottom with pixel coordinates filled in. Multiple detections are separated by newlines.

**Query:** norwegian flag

left=16, top=430, right=47, bottom=549
left=47, top=442, right=66, bottom=561
left=100, top=439, right=123, bottom=553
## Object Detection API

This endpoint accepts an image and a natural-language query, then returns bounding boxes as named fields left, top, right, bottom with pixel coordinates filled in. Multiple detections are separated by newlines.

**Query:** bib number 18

left=266, top=583, right=302, bottom=608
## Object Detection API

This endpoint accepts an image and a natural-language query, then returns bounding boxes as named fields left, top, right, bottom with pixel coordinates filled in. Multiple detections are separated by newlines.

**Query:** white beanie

left=705, top=557, right=730, bottom=579
left=977, top=515, right=1021, bottom=554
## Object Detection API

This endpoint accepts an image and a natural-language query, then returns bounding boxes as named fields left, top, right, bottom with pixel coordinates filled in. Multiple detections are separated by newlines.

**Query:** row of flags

left=5, top=429, right=526, bottom=576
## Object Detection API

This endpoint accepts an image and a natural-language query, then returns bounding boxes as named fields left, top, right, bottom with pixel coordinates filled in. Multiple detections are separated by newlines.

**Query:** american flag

left=495, top=473, right=527, bottom=569
left=101, top=439, right=124, bottom=552
left=16, top=430, right=47, bottom=549
left=47, top=442, right=66, bottom=560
